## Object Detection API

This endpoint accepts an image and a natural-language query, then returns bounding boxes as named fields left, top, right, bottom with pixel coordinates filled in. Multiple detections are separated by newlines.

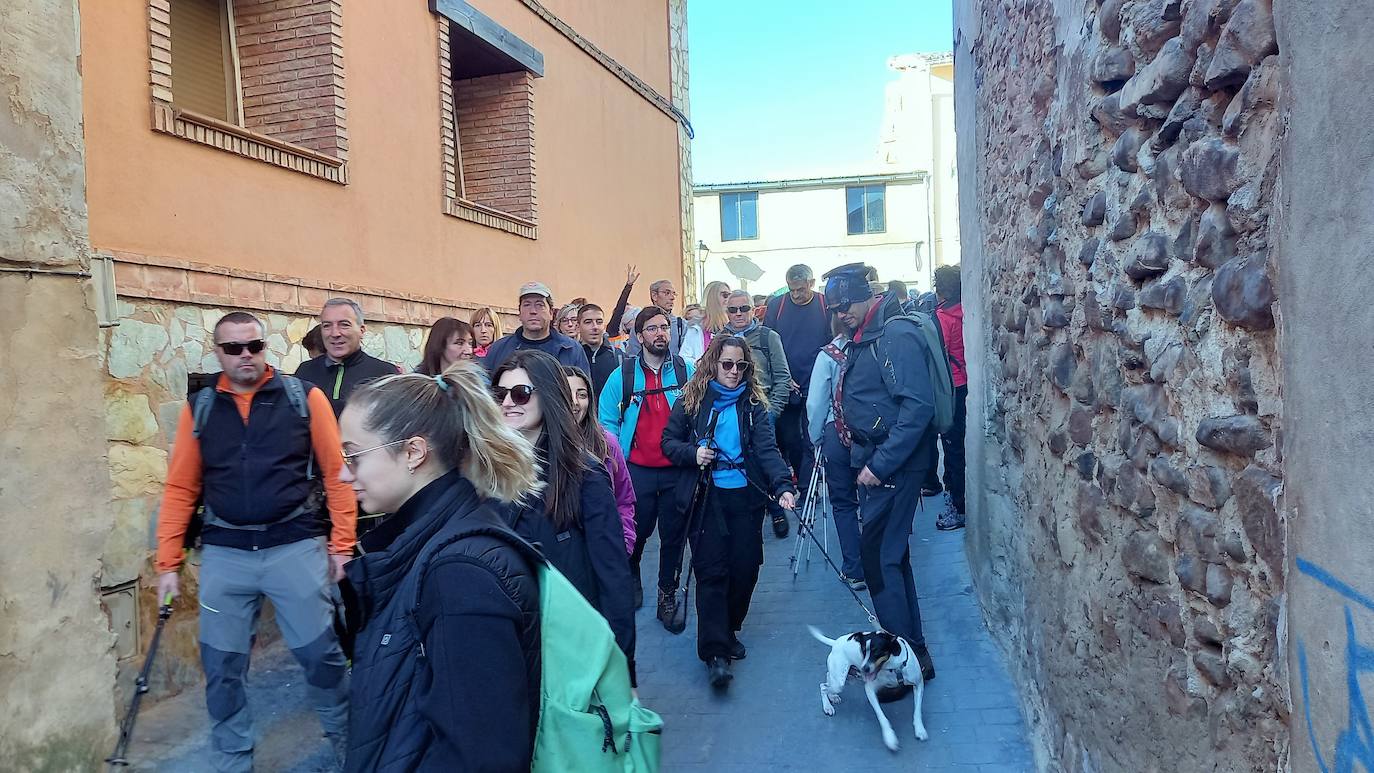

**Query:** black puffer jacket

left=343, top=471, right=540, bottom=772
left=661, top=384, right=797, bottom=517
left=838, top=291, right=937, bottom=479
left=503, top=461, right=635, bottom=660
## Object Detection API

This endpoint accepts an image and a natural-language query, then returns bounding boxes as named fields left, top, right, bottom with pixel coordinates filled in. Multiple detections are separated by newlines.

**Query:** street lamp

left=696, top=240, right=710, bottom=297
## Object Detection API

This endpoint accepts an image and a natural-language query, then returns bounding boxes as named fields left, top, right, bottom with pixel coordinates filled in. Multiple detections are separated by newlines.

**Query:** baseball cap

left=517, top=281, right=552, bottom=301
left=823, top=263, right=875, bottom=308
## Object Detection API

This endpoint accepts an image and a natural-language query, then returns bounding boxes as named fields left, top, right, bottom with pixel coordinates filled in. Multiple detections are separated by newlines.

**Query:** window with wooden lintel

left=150, top=0, right=349, bottom=183
left=435, top=0, right=544, bottom=238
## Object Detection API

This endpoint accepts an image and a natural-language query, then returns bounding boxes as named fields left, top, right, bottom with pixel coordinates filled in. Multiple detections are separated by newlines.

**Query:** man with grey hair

left=764, top=263, right=833, bottom=518
left=625, top=277, right=685, bottom=357
left=295, top=297, right=399, bottom=417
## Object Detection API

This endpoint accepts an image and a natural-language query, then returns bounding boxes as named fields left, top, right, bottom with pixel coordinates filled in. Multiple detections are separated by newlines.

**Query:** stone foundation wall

left=100, top=297, right=430, bottom=697
left=955, top=0, right=1288, bottom=769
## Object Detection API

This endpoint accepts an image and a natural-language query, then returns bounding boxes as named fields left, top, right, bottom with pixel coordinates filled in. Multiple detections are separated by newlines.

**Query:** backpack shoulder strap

left=670, top=355, right=687, bottom=388
left=191, top=386, right=216, bottom=439
left=278, top=374, right=310, bottom=419
left=821, top=343, right=845, bottom=364
left=619, top=356, right=638, bottom=417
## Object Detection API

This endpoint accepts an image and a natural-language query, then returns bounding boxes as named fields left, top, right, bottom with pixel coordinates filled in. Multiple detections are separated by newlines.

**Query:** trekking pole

left=789, top=451, right=826, bottom=577
left=667, top=410, right=722, bottom=634
left=107, top=595, right=173, bottom=770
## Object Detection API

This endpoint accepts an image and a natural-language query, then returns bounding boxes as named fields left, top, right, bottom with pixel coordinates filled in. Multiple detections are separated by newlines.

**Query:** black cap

left=823, top=263, right=874, bottom=308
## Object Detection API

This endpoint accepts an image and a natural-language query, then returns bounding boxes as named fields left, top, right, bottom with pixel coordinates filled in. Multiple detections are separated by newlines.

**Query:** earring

left=408, top=467, right=416, bottom=475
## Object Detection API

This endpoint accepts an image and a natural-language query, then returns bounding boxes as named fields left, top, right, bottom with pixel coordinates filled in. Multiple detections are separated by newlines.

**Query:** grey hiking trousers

left=198, top=537, right=348, bottom=773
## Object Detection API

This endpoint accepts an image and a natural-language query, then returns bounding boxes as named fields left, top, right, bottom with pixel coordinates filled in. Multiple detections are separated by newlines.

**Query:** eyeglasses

left=492, top=384, right=536, bottom=405
left=719, top=360, right=750, bottom=372
left=217, top=340, right=266, bottom=355
left=726, top=305, right=753, bottom=315
left=641, top=324, right=669, bottom=334
left=341, top=438, right=413, bottom=471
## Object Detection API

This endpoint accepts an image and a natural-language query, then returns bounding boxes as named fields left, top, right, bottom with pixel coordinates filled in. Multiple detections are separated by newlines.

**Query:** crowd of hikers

left=150, top=260, right=966, bottom=771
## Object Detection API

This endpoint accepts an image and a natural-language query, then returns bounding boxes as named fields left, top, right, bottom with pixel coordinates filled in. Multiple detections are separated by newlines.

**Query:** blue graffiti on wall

left=1296, top=557, right=1374, bottom=773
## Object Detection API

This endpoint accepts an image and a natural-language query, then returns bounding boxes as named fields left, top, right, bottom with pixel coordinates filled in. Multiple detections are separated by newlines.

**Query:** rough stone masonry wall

left=100, top=296, right=430, bottom=697
left=0, top=0, right=119, bottom=768
left=957, top=0, right=1287, bottom=769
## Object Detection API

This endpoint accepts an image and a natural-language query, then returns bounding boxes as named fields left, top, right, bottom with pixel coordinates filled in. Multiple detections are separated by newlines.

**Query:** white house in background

left=693, top=171, right=931, bottom=296
left=690, top=51, right=958, bottom=298
left=880, top=52, right=960, bottom=266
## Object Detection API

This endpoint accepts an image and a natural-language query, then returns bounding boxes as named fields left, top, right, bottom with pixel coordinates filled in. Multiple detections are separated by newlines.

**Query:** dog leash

left=734, top=466, right=883, bottom=630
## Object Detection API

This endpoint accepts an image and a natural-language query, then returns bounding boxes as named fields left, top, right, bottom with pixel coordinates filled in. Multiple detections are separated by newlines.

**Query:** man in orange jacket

left=155, top=311, right=356, bottom=772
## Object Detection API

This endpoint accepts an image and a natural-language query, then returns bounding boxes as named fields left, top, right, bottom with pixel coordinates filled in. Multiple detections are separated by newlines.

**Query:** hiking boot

left=935, top=493, right=965, bottom=531
left=659, top=588, right=686, bottom=634
left=728, top=634, right=747, bottom=661
left=844, top=576, right=868, bottom=592
left=914, top=644, right=935, bottom=682
left=707, top=657, right=733, bottom=689
left=920, top=486, right=941, bottom=497
left=875, top=682, right=913, bottom=703
left=771, top=512, right=790, bottom=539
left=326, top=732, right=347, bottom=771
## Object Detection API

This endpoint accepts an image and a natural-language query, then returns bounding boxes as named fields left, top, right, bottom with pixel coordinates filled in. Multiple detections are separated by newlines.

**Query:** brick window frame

left=148, top=0, right=349, bottom=184
left=436, top=13, right=540, bottom=240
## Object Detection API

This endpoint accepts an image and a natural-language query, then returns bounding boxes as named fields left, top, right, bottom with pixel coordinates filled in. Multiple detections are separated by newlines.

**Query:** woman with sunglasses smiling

left=491, top=350, right=637, bottom=675
left=335, top=362, right=542, bottom=770
left=662, top=335, right=797, bottom=689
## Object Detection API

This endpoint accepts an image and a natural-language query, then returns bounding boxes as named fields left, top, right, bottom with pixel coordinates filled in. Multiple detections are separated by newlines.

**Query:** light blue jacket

left=806, top=335, right=849, bottom=445
left=598, top=355, right=695, bottom=457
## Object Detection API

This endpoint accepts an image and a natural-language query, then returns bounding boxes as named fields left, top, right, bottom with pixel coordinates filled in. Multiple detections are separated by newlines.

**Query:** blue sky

left=687, top=0, right=955, bottom=184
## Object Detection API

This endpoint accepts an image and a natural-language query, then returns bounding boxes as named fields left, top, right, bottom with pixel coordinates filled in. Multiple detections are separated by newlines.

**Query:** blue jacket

left=482, top=329, right=591, bottom=374
left=598, top=355, right=694, bottom=456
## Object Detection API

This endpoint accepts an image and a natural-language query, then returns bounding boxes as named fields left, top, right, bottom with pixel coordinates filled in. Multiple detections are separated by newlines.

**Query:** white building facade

left=693, top=172, right=931, bottom=296
left=880, top=52, right=960, bottom=267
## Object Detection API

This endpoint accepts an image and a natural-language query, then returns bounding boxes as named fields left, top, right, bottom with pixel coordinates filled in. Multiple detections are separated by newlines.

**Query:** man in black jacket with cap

left=825, top=262, right=937, bottom=691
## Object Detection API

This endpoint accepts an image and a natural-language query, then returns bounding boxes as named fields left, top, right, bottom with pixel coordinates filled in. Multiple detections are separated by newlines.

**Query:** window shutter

left=170, top=0, right=233, bottom=122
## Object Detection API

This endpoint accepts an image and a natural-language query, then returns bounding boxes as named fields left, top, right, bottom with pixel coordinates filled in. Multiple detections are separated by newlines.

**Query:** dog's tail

left=807, top=625, right=838, bottom=647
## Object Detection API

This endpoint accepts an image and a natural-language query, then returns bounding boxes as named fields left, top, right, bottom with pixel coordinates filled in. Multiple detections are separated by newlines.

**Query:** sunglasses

left=830, top=301, right=854, bottom=314
left=718, top=360, right=750, bottom=372
left=492, top=384, right=536, bottom=405
left=217, top=340, right=266, bottom=355
left=726, top=305, right=753, bottom=315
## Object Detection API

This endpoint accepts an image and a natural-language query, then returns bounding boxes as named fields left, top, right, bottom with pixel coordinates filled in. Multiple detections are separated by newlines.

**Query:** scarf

left=705, top=381, right=748, bottom=489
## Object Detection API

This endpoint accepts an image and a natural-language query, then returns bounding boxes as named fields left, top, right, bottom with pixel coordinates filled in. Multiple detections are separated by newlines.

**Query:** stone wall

left=955, top=0, right=1288, bottom=769
left=0, top=0, right=120, bottom=768
left=100, top=297, right=431, bottom=697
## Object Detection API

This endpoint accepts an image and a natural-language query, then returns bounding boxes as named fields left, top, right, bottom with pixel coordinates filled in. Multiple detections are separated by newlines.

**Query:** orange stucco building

left=85, top=0, right=693, bottom=694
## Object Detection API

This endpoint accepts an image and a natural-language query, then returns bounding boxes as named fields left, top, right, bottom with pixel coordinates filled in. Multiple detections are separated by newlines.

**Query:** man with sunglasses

left=824, top=262, right=938, bottom=695
left=155, top=311, right=356, bottom=771
left=723, top=289, right=793, bottom=537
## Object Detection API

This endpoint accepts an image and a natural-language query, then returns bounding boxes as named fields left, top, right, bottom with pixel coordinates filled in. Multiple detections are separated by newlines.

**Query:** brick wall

left=454, top=71, right=536, bottom=221
left=234, top=0, right=347, bottom=159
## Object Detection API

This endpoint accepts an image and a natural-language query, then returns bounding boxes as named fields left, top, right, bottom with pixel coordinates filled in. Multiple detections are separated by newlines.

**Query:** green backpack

left=879, top=312, right=957, bottom=435
left=532, top=561, right=663, bottom=773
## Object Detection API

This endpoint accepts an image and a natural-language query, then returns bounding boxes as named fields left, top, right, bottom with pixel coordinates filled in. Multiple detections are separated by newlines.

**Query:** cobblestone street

left=129, top=495, right=1033, bottom=771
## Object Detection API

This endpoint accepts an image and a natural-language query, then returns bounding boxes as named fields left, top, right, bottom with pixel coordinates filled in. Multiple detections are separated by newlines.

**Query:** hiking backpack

left=409, top=532, right=663, bottom=772
left=619, top=355, right=689, bottom=418
left=879, top=313, right=957, bottom=435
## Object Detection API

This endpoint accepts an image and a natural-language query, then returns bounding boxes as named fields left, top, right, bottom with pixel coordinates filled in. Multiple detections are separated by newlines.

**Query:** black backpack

left=619, top=355, right=689, bottom=418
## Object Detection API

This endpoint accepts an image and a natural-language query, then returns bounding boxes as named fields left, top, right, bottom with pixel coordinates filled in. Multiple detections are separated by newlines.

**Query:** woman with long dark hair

left=662, top=334, right=796, bottom=689
left=492, top=351, right=636, bottom=664
left=416, top=317, right=475, bottom=375
left=564, top=366, right=636, bottom=554
left=337, top=363, right=542, bottom=770
left=469, top=307, right=502, bottom=360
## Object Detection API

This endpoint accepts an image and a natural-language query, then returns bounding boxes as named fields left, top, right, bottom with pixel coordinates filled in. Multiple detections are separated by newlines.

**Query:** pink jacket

left=603, top=430, right=637, bottom=553
left=937, top=302, right=967, bottom=388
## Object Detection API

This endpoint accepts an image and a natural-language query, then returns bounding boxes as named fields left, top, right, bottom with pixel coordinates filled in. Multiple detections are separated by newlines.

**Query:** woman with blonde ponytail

left=337, top=361, right=543, bottom=770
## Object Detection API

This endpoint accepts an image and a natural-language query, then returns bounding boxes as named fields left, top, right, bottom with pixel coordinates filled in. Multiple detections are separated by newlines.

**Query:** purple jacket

left=603, top=430, right=637, bottom=553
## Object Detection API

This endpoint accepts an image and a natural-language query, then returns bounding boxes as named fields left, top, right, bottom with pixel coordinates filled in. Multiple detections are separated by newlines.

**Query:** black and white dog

left=808, top=625, right=928, bottom=751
